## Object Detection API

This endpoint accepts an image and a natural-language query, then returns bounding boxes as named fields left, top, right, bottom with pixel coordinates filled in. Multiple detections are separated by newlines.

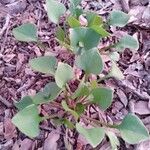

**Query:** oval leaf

left=91, top=25, right=110, bottom=37
left=46, top=0, right=66, bottom=24
left=115, top=34, right=139, bottom=52
left=13, top=23, right=38, bottom=42
left=108, top=61, right=124, bottom=80
left=15, top=96, right=34, bottom=110
left=106, top=131, right=120, bottom=150
left=86, top=12, right=103, bottom=26
left=33, top=82, right=61, bottom=104
left=69, top=0, right=81, bottom=6
left=117, top=113, right=149, bottom=144
left=109, top=10, right=130, bottom=27
left=75, top=48, right=103, bottom=74
left=67, top=16, right=80, bottom=28
left=69, top=27, right=101, bottom=52
left=76, top=123, right=105, bottom=148
left=55, top=62, right=73, bottom=88
left=29, top=56, right=57, bottom=75
left=12, top=105, right=41, bottom=138
left=56, top=27, right=65, bottom=42
left=91, top=87, right=113, bottom=110
left=109, top=52, right=120, bottom=61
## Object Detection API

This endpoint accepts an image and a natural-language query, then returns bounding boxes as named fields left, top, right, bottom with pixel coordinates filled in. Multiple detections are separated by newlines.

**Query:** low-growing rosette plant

left=12, top=0, right=149, bottom=149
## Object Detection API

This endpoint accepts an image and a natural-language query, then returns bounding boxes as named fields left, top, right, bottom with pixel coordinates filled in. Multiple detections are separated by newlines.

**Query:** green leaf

left=72, top=82, right=89, bottom=99
left=56, top=27, right=65, bottom=42
left=70, top=7, right=83, bottom=18
left=62, top=118, right=75, bottom=129
left=61, top=101, right=79, bottom=120
left=76, top=123, right=105, bottom=148
left=86, top=12, right=103, bottom=26
left=117, top=113, right=149, bottom=144
left=13, top=23, right=38, bottom=42
left=108, top=61, right=124, bottom=80
left=91, top=87, right=113, bottom=110
left=115, top=34, right=139, bottom=52
left=75, top=103, right=85, bottom=116
left=33, top=82, right=61, bottom=104
left=91, top=25, right=110, bottom=37
left=109, top=10, right=130, bottom=27
left=29, top=56, right=57, bottom=75
left=106, top=131, right=120, bottom=150
left=69, top=27, right=101, bottom=52
left=75, top=48, right=103, bottom=74
left=15, top=96, right=34, bottom=110
left=67, top=16, right=80, bottom=28
left=69, top=0, right=81, bottom=6
left=90, top=80, right=98, bottom=89
left=55, top=62, right=73, bottom=88
left=12, top=105, right=41, bottom=138
left=46, top=0, right=66, bottom=24
left=109, top=52, right=120, bottom=61
left=86, top=12, right=110, bottom=37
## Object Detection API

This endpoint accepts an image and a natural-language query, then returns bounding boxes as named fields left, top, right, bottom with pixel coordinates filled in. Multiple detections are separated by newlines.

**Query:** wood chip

left=134, top=101, right=150, bottom=115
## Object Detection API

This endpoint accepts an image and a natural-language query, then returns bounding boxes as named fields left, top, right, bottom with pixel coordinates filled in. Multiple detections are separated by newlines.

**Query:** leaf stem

left=41, top=114, right=59, bottom=121
left=99, top=44, right=115, bottom=52
left=37, top=40, right=46, bottom=50
left=97, top=74, right=111, bottom=82
left=82, top=114, right=117, bottom=128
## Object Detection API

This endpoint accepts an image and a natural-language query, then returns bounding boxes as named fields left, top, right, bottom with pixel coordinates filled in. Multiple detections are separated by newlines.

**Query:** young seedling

left=12, top=0, right=149, bottom=149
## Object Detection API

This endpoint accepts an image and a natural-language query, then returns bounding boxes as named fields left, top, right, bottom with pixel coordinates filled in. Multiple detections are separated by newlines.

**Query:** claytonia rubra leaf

left=55, top=62, right=73, bottom=88
left=15, top=96, right=34, bottom=110
left=109, top=10, right=130, bottom=27
left=67, top=16, right=80, bottom=27
left=115, top=34, right=139, bottom=52
left=75, top=48, right=103, bottom=74
left=46, top=0, right=66, bottom=24
left=69, top=0, right=81, bottom=6
left=29, top=56, right=57, bottom=75
left=33, top=82, right=61, bottom=104
left=56, top=27, right=65, bottom=42
left=13, top=23, right=38, bottom=42
left=76, top=123, right=105, bottom=148
left=91, top=87, right=113, bottom=110
left=12, top=105, right=41, bottom=138
left=69, top=27, right=100, bottom=53
left=106, top=131, right=120, bottom=150
left=116, top=113, right=149, bottom=144
left=107, top=61, right=124, bottom=80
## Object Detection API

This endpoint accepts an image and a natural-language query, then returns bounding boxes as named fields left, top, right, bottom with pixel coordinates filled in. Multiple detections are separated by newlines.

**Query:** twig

left=81, top=114, right=116, bottom=128
left=115, top=79, right=150, bottom=101
left=0, top=95, right=12, bottom=108
left=0, top=14, right=10, bottom=37
left=40, top=125, right=65, bottom=135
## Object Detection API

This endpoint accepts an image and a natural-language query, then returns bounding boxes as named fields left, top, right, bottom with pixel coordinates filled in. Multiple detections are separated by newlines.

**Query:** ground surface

left=0, top=0, right=150, bottom=149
